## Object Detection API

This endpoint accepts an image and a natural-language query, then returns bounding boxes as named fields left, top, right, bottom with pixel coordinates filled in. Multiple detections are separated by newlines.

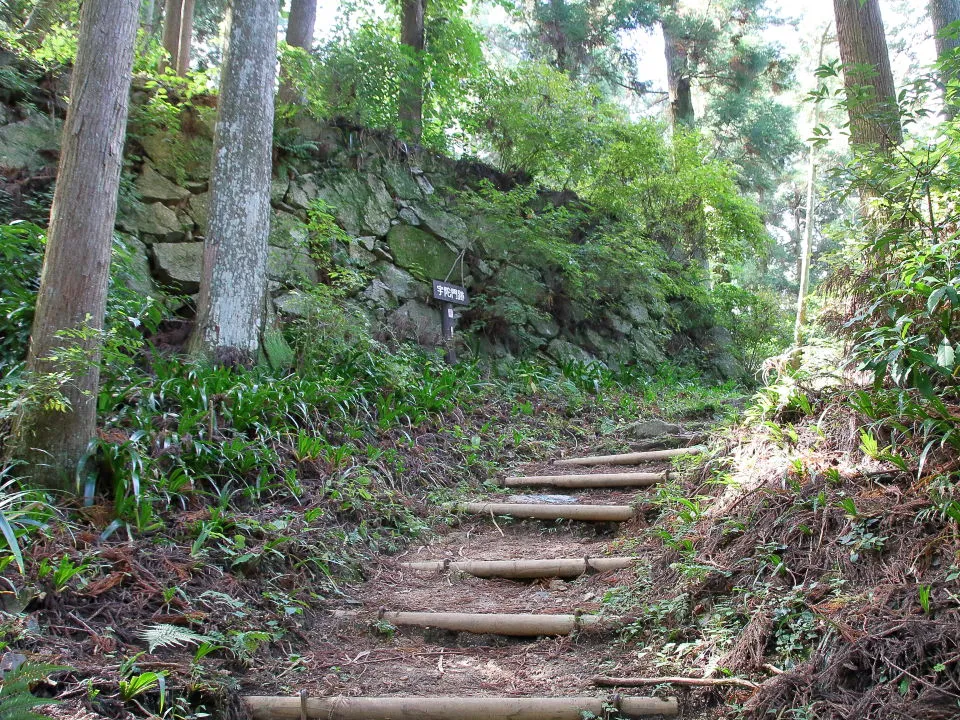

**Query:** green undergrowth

left=602, top=356, right=960, bottom=719
left=0, top=310, right=740, bottom=719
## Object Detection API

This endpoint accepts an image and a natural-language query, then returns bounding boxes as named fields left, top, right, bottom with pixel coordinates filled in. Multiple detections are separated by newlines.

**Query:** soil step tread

left=555, top=445, right=705, bottom=467
left=244, top=694, right=679, bottom=719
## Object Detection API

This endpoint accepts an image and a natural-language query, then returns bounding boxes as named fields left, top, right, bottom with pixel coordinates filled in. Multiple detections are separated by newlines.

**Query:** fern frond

left=140, top=624, right=210, bottom=653
left=0, top=663, right=66, bottom=720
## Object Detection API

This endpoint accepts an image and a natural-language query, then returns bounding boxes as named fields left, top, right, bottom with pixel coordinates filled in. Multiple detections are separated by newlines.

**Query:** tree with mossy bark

left=189, top=0, right=277, bottom=363
left=9, top=0, right=140, bottom=491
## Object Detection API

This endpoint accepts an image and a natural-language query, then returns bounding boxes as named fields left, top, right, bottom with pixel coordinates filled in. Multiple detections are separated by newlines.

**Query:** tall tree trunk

left=286, top=0, right=316, bottom=50
left=663, top=24, right=694, bottom=128
left=833, top=0, right=902, bottom=149
left=175, top=0, right=195, bottom=75
left=189, top=0, right=277, bottom=362
left=279, top=0, right=318, bottom=104
left=930, top=0, right=960, bottom=58
left=929, top=0, right=960, bottom=119
left=10, top=0, right=140, bottom=491
left=161, top=0, right=182, bottom=72
left=399, top=0, right=427, bottom=143
left=662, top=8, right=704, bottom=279
left=794, top=24, right=831, bottom=353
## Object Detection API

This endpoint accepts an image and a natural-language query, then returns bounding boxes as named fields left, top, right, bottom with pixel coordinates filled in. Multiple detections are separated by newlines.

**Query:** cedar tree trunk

left=175, top=0, right=195, bottom=75
left=399, top=0, right=426, bottom=143
left=663, top=24, right=694, bottom=128
left=10, top=0, right=140, bottom=491
left=929, top=0, right=960, bottom=119
left=279, top=0, right=318, bottom=103
left=161, top=0, right=182, bottom=72
left=833, top=0, right=902, bottom=149
left=189, top=0, right=277, bottom=362
left=286, top=0, right=316, bottom=50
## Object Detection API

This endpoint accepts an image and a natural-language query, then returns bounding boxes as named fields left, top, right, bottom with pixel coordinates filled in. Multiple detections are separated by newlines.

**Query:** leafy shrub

left=284, top=285, right=374, bottom=371
left=819, top=117, right=960, bottom=452
left=0, top=222, right=44, bottom=374
left=711, top=282, right=792, bottom=374
left=281, top=16, right=487, bottom=152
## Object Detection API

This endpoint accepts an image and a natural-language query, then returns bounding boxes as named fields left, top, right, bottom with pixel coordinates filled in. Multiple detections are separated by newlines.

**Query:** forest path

left=242, top=443, right=703, bottom=719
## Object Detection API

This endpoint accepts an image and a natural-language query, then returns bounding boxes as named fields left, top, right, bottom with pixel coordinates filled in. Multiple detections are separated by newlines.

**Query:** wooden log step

left=401, top=557, right=640, bottom=578
left=555, top=445, right=706, bottom=467
left=457, top=502, right=634, bottom=522
left=503, top=471, right=665, bottom=488
left=378, top=610, right=604, bottom=636
left=244, top=694, right=679, bottom=719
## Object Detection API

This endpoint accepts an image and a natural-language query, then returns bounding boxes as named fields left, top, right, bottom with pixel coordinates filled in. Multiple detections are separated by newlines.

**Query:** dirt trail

left=241, top=454, right=692, bottom=715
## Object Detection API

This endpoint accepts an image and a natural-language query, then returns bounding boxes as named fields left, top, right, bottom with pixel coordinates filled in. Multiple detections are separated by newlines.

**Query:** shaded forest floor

left=5, top=367, right=960, bottom=720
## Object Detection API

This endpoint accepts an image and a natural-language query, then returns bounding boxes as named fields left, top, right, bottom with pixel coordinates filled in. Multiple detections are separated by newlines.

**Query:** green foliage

left=521, top=0, right=658, bottom=81
left=0, top=475, right=56, bottom=575
left=130, top=69, right=218, bottom=137
left=470, top=63, right=614, bottom=183
left=0, top=663, right=65, bottom=720
left=471, top=64, right=767, bottom=266
left=281, top=14, right=488, bottom=152
left=0, top=222, right=43, bottom=375
left=285, top=285, right=374, bottom=370
left=711, top=282, right=792, bottom=374
left=303, top=199, right=359, bottom=285
left=140, top=625, right=209, bottom=654
left=821, top=97, right=960, bottom=453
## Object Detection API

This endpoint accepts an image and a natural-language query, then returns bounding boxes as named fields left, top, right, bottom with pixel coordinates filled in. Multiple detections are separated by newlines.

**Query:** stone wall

left=0, top=83, right=739, bottom=377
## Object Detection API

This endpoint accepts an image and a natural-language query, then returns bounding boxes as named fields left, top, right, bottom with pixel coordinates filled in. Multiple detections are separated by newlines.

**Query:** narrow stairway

left=244, top=439, right=706, bottom=719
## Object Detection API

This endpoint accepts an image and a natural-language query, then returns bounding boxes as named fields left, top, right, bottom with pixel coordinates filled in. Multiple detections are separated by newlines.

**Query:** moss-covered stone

left=385, top=225, right=460, bottom=281
left=269, top=210, right=309, bottom=249
left=151, top=242, right=204, bottom=293
left=136, top=163, right=191, bottom=202
left=267, top=246, right=318, bottom=285
left=0, top=113, right=60, bottom=173
left=187, top=192, right=209, bottom=234
left=140, top=130, right=211, bottom=183
left=381, top=163, right=423, bottom=201
left=414, top=203, right=468, bottom=249
left=498, top=265, right=547, bottom=305
left=131, top=201, right=186, bottom=241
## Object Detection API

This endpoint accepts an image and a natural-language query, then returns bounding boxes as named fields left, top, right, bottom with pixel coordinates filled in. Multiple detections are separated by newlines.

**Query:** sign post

left=432, top=280, right=469, bottom=365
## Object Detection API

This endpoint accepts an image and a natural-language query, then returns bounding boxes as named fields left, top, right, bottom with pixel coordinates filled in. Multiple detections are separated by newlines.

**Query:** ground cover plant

left=0, top=337, right=740, bottom=718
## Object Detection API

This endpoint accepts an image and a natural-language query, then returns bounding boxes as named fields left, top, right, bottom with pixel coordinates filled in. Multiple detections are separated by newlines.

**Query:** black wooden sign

left=432, top=280, right=469, bottom=306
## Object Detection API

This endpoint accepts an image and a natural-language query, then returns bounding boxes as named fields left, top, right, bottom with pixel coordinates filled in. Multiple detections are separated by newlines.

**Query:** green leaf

left=936, top=338, right=955, bottom=370
left=927, top=286, right=947, bottom=315
left=0, top=513, right=24, bottom=574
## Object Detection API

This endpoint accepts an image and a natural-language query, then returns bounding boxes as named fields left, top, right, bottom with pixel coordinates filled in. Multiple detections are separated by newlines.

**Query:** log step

left=555, top=445, right=706, bottom=467
left=244, top=694, right=679, bottom=719
left=401, top=556, right=640, bottom=578
left=457, top=502, right=634, bottom=522
left=378, top=610, right=604, bottom=636
left=503, top=471, right=665, bottom=488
